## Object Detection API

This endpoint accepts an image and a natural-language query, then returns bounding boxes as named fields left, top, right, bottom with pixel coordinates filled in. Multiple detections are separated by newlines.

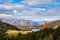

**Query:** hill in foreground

left=0, top=21, right=19, bottom=31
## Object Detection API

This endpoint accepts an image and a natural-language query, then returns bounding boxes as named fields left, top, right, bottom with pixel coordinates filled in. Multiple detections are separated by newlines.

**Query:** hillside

left=2, top=19, right=39, bottom=27
left=48, top=20, right=60, bottom=27
left=0, top=21, right=19, bottom=30
left=40, top=20, right=60, bottom=28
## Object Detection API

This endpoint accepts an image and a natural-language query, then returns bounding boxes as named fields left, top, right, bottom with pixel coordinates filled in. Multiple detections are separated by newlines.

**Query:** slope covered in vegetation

left=0, top=21, right=19, bottom=30
left=0, top=21, right=60, bottom=40
left=0, top=26, right=60, bottom=40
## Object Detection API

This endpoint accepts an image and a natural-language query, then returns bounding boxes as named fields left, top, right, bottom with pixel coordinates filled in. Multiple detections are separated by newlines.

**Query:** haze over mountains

left=1, top=18, right=40, bottom=27
left=0, top=18, right=60, bottom=28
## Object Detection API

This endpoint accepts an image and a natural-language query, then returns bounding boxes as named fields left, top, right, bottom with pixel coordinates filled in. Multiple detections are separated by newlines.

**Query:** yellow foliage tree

left=43, top=23, right=49, bottom=28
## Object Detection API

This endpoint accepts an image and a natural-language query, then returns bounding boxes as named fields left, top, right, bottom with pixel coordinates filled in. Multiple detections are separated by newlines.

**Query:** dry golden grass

left=6, top=30, right=19, bottom=37
left=53, top=25, right=59, bottom=29
left=6, top=30, right=30, bottom=37
left=19, top=31, right=28, bottom=35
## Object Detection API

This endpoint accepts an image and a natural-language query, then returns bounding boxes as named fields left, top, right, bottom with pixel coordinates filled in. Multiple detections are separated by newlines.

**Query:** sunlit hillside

left=6, top=30, right=29, bottom=37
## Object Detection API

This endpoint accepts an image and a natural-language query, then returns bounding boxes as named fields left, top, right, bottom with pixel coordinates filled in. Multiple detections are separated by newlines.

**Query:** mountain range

left=47, top=20, right=60, bottom=27
left=1, top=19, right=40, bottom=27
left=40, top=20, right=60, bottom=28
left=1, top=18, right=60, bottom=28
left=0, top=18, right=60, bottom=29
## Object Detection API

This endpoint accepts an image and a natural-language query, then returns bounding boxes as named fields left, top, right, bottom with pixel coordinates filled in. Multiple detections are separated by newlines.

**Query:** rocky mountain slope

left=40, top=20, right=60, bottom=28
left=2, top=19, right=39, bottom=27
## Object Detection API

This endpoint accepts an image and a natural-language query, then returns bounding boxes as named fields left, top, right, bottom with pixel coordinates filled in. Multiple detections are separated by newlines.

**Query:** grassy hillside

left=0, top=21, right=19, bottom=31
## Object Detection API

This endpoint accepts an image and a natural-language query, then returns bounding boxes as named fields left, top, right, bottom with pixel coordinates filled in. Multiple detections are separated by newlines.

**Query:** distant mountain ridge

left=1, top=19, right=40, bottom=27
left=48, top=20, right=60, bottom=27
left=0, top=18, right=60, bottom=28
left=40, top=20, right=60, bottom=28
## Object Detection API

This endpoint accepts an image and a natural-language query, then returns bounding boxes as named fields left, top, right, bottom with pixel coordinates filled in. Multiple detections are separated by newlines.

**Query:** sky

left=0, top=0, right=60, bottom=21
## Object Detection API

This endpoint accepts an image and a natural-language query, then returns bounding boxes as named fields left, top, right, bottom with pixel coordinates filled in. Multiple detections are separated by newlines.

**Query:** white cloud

left=39, top=17, right=60, bottom=21
left=0, top=5, right=60, bottom=20
left=0, top=7, right=60, bottom=21
left=11, top=7, right=60, bottom=22
left=21, top=0, right=52, bottom=6
left=43, top=8, right=60, bottom=16
left=0, top=4, right=27, bottom=10
left=0, top=0, right=60, bottom=21
left=29, top=17, right=60, bottom=21
left=0, top=14, right=13, bottom=18
left=13, top=10, right=18, bottom=14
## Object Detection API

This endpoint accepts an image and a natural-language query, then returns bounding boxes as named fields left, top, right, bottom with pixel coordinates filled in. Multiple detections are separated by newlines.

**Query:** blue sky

left=0, top=0, right=60, bottom=21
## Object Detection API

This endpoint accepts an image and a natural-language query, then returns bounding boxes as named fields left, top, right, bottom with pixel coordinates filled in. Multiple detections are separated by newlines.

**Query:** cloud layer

left=21, top=0, right=52, bottom=6
left=0, top=0, right=60, bottom=21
